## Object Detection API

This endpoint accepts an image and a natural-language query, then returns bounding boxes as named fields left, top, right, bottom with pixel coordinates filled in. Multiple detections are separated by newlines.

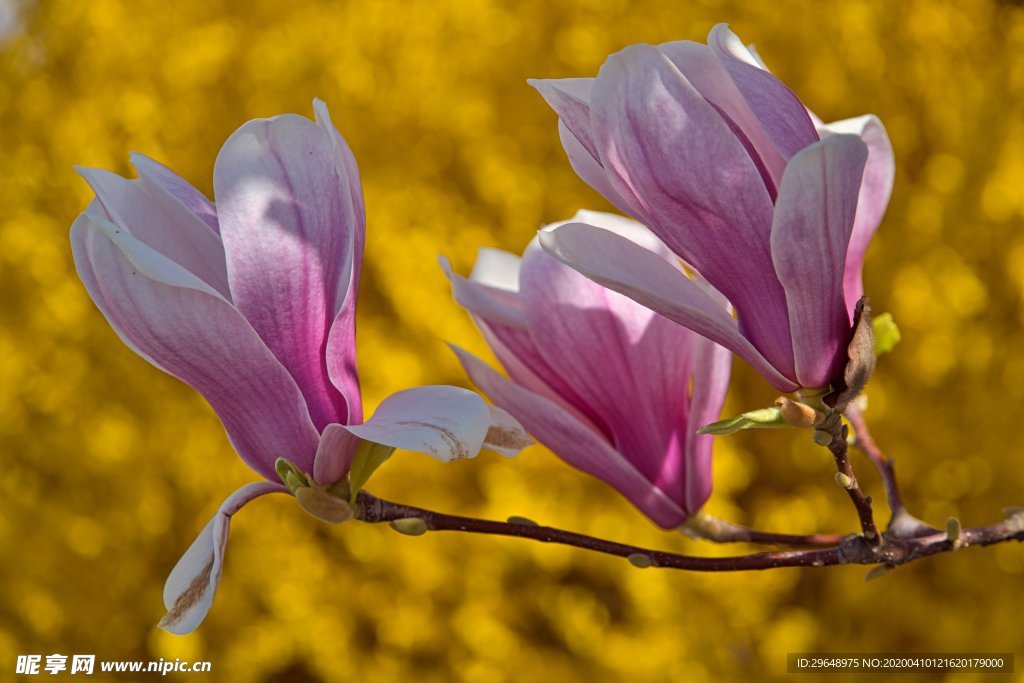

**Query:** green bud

left=872, top=312, right=902, bottom=357
left=390, top=518, right=429, bottom=536
left=698, top=406, right=787, bottom=436
left=834, top=472, right=854, bottom=489
left=812, top=430, right=833, bottom=447
left=284, top=471, right=307, bottom=493
left=507, top=516, right=539, bottom=527
left=275, top=457, right=309, bottom=492
left=946, top=517, right=962, bottom=545
left=627, top=553, right=653, bottom=568
left=864, top=564, right=893, bottom=581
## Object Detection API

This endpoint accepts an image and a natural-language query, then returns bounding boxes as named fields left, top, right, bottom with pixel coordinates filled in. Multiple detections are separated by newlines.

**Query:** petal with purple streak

left=129, top=152, right=220, bottom=234
left=539, top=222, right=799, bottom=391
left=77, top=167, right=230, bottom=297
left=770, top=134, right=868, bottom=388
left=453, top=346, right=688, bottom=528
left=589, top=44, right=793, bottom=376
left=314, top=99, right=367, bottom=425
left=518, top=243, right=696, bottom=500
left=818, top=115, right=895, bottom=311
left=71, top=213, right=320, bottom=479
left=214, top=112, right=352, bottom=430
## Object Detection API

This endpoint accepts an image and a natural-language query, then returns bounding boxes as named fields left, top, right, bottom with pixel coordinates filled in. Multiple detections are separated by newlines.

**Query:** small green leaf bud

left=627, top=553, right=653, bottom=568
left=507, top=516, right=539, bottom=527
left=812, top=430, right=833, bottom=447
left=834, top=472, right=854, bottom=489
left=390, top=518, right=429, bottom=536
left=946, top=517, right=962, bottom=545
left=864, top=564, right=893, bottom=581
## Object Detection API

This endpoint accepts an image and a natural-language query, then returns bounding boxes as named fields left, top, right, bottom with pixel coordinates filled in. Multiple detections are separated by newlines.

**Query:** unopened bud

left=627, top=553, right=653, bottom=568
left=775, top=397, right=824, bottom=428
left=864, top=564, right=893, bottom=581
left=275, top=457, right=309, bottom=492
left=834, top=472, right=854, bottom=489
left=946, top=517, right=962, bottom=545
left=507, top=516, right=539, bottom=527
left=390, top=517, right=429, bottom=536
left=813, top=430, right=833, bottom=447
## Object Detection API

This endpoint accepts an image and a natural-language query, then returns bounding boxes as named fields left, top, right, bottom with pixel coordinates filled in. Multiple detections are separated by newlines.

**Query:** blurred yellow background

left=2, top=0, right=1023, bottom=680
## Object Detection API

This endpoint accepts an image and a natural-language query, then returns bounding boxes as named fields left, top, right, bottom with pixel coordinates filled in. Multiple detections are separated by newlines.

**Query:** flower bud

left=775, top=397, right=824, bottom=428
left=390, top=518, right=429, bottom=536
left=627, top=553, right=653, bottom=568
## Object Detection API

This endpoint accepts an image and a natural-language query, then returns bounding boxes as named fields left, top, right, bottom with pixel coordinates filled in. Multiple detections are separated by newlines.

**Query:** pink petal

left=589, top=44, right=794, bottom=376
left=213, top=108, right=355, bottom=430
left=770, top=134, right=868, bottom=388
left=312, top=423, right=362, bottom=486
left=557, top=121, right=639, bottom=216
left=707, top=26, right=820, bottom=160
left=527, top=78, right=599, bottom=160
left=539, top=222, right=799, bottom=392
left=518, top=243, right=699, bottom=499
left=314, top=99, right=367, bottom=425
left=819, top=115, right=895, bottom=311
left=129, top=152, right=220, bottom=234
left=77, top=166, right=230, bottom=298
left=71, top=213, right=320, bottom=479
left=441, top=252, right=601, bottom=427
left=684, top=335, right=731, bottom=512
left=453, top=346, right=687, bottom=528
left=707, top=23, right=764, bottom=68
left=472, top=323, right=602, bottom=431
left=439, top=254, right=526, bottom=329
left=657, top=40, right=787, bottom=190
left=342, top=386, right=497, bottom=462
left=159, top=482, right=288, bottom=635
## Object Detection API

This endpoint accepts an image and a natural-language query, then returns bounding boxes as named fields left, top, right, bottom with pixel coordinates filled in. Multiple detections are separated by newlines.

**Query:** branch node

left=627, top=553, right=654, bottom=569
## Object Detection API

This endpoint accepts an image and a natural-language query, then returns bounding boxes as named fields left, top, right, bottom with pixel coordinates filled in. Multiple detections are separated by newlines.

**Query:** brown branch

left=844, top=404, right=937, bottom=537
left=818, top=413, right=879, bottom=542
left=354, top=491, right=1024, bottom=572
left=679, top=512, right=845, bottom=548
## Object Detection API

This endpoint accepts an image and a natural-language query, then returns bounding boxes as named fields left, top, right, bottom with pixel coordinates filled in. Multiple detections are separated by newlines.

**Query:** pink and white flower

left=531, top=24, right=895, bottom=393
left=444, top=211, right=730, bottom=528
left=72, top=100, right=529, bottom=634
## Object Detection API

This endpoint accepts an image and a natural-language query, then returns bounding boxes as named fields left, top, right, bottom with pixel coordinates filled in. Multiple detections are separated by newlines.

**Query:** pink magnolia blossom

left=531, top=24, right=895, bottom=393
left=444, top=211, right=731, bottom=528
left=71, top=100, right=529, bottom=634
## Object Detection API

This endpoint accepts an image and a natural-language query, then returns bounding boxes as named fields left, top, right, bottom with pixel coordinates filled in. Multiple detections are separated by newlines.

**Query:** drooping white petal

left=159, top=482, right=288, bottom=635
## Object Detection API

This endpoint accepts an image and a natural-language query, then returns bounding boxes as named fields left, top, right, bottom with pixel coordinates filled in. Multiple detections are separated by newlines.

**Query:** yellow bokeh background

left=2, top=0, right=1023, bottom=680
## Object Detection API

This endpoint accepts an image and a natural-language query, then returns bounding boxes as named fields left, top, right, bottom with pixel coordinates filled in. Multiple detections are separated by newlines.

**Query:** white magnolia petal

left=483, top=405, right=533, bottom=457
left=343, top=386, right=493, bottom=463
left=159, top=482, right=288, bottom=635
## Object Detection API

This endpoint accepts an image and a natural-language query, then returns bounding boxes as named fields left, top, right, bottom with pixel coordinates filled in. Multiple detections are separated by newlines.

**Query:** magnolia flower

left=443, top=211, right=730, bottom=528
left=531, top=24, right=895, bottom=394
left=71, top=100, right=529, bottom=634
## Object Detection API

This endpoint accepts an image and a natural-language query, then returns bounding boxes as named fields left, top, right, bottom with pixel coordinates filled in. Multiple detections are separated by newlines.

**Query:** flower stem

left=353, top=491, right=1024, bottom=572
left=844, top=404, right=937, bottom=537
left=818, top=413, right=879, bottom=541
left=679, top=512, right=844, bottom=547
